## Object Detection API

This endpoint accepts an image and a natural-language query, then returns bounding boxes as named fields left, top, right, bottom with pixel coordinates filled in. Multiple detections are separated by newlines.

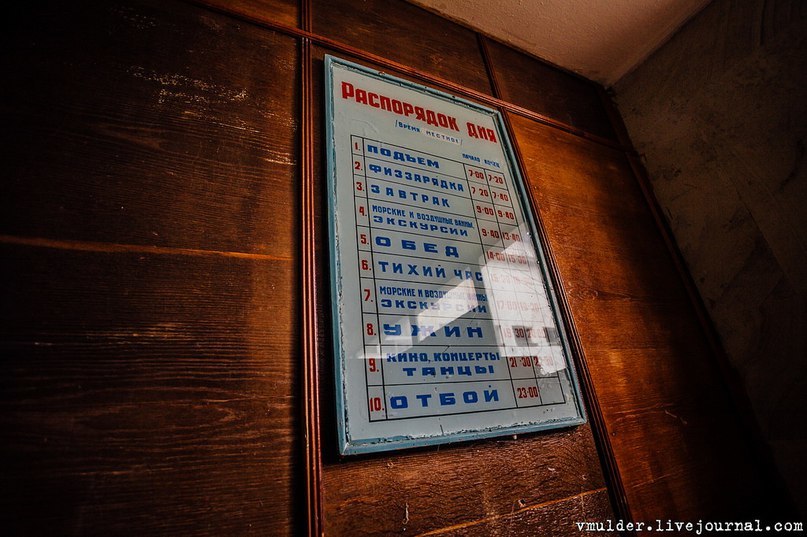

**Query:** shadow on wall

left=614, top=0, right=807, bottom=517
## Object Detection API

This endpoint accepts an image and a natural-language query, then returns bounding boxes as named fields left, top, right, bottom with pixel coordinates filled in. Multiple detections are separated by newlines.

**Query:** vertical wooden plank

left=310, top=45, right=613, bottom=536
left=477, top=33, right=502, bottom=99
left=484, top=38, right=616, bottom=141
left=507, top=112, right=782, bottom=521
left=311, top=0, right=492, bottom=95
left=495, top=111, right=632, bottom=524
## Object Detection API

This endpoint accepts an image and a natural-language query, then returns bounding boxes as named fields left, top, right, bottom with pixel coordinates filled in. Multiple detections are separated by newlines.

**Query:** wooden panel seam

left=0, top=234, right=292, bottom=261
left=477, top=34, right=502, bottom=99
left=414, top=487, right=608, bottom=537
left=182, top=0, right=626, bottom=152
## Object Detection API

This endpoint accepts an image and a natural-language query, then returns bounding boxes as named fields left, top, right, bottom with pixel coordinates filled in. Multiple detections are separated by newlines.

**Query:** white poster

left=325, top=56, right=585, bottom=454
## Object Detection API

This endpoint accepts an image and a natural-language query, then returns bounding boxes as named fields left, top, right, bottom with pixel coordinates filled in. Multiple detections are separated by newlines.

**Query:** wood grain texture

left=196, top=0, right=298, bottom=28
left=0, top=246, right=299, bottom=535
left=309, top=46, right=612, bottom=537
left=0, top=0, right=298, bottom=256
left=310, top=45, right=491, bottom=109
left=417, top=488, right=613, bottom=537
left=311, top=0, right=492, bottom=95
left=508, top=111, right=780, bottom=521
left=1, top=1, right=302, bottom=535
left=484, top=38, right=615, bottom=141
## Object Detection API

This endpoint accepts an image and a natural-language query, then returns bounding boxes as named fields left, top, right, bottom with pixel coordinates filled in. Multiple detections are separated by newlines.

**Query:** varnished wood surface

left=416, top=488, right=613, bottom=537
left=197, top=0, right=298, bottom=28
left=1, top=0, right=298, bottom=256
left=508, top=112, right=778, bottom=521
left=1, top=1, right=301, bottom=535
left=0, top=246, right=299, bottom=535
left=321, top=430, right=609, bottom=536
left=309, top=46, right=613, bottom=537
left=496, top=108, right=633, bottom=522
left=300, top=7, right=324, bottom=533
left=484, top=38, right=615, bottom=141
left=311, top=0, right=493, bottom=96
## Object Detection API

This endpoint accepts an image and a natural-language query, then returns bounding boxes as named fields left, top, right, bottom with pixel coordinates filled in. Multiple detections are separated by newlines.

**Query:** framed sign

left=325, top=56, right=586, bottom=455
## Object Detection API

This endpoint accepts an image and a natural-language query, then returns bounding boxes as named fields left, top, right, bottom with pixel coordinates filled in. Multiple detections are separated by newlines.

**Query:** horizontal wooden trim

left=0, top=235, right=292, bottom=261
left=186, top=0, right=629, bottom=153
left=414, top=487, right=608, bottom=536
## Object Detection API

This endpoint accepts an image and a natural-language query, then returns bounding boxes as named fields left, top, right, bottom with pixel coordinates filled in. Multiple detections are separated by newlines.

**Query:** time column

left=351, top=135, right=387, bottom=421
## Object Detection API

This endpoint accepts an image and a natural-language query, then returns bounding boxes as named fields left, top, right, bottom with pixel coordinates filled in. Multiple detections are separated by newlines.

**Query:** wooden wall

left=2, top=2, right=301, bottom=535
left=0, top=0, right=788, bottom=535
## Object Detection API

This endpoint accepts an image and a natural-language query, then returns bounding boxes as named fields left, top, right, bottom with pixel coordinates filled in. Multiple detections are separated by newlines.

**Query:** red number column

left=352, top=136, right=387, bottom=421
